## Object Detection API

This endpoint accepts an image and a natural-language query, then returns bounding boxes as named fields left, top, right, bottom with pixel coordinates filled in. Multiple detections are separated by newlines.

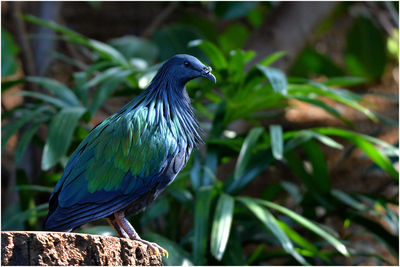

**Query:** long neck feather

left=117, top=74, right=203, bottom=148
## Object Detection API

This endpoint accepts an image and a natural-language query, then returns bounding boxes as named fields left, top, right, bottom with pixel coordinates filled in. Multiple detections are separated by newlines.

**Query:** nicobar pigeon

left=44, top=54, right=216, bottom=256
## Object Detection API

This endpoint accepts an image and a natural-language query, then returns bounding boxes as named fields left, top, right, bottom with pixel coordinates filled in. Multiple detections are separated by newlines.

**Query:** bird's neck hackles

left=119, top=75, right=203, bottom=149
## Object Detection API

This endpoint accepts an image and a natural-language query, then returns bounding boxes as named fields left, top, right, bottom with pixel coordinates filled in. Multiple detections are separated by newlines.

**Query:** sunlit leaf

left=210, top=193, right=235, bottom=260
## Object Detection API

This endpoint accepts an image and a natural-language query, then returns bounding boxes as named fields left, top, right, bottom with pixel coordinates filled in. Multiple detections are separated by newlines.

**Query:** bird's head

left=158, top=54, right=216, bottom=87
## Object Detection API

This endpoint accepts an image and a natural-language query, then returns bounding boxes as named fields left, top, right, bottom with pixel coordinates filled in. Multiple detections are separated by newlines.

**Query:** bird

left=44, top=54, right=216, bottom=257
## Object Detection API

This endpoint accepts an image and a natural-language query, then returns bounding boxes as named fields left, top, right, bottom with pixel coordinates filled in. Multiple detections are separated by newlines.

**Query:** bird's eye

left=184, top=61, right=190, bottom=67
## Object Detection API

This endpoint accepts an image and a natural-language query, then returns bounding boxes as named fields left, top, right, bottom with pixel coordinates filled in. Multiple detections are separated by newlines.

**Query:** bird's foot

left=137, top=239, right=168, bottom=258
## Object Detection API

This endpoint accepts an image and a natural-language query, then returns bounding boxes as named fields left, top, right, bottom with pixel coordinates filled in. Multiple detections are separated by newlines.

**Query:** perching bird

left=44, top=54, right=216, bottom=256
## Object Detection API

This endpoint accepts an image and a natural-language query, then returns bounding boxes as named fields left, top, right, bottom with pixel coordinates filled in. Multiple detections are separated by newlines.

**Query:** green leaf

left=322, top=76, right=366, bottom=87
left=193, top=186, right=216, bottom=265
left=2, top=78, right=25, bottom=92
left=15, top=122, right=41, bottom=163
left=218, top=23, right=249, bottom=53
left=2, top=106, right=49, bottom=151
left=234, top=127, right=264, bottom=180
left=1, top=29, right=19, bottom=76
left=277, top=220, right=331, bottom=262
left=237, top=196, right=309, bottom=265
left=14, top=185, right=54, bottom=193
left=17, top=91, right=70, bottom=108
left=214, top=1, right=259, bottom=19
left=188, top=39, right=227, bottom=70
left=256, top=199, right=350, bottom=257
left=89, top=69, right=132, bottom=115
left=301, top=139, right=331, bottom=193
left=88, top=39, right=130, bottom=68
left=270, top=125, right=283, bottom=160
left=144, top=232, right=194, bottom=266
left=26, top=77, right=80, bottom=107
left=259, top=51, right=287, bottom=66
left=22, top=14, right=89, bottom=45
left=257, top=65, right=288, bottom=95
left=153, top=25, right=205, bottom=61
left=42, top=106, right=86, bottom=170
left=312, top=127, right=399, bottom=178
left=345, top=16, right=387, bottom=80
left=290, top=47, right=345, bottom=78
left=210, top=193, right=235, bottom=261
left=108, top=35, right=159, bottom=63
left=288, top=83, right=378, bottom=122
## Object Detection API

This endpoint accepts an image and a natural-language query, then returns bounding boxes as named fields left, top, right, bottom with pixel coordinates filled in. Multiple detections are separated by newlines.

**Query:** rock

left=1, top=231, right=162, bottom=266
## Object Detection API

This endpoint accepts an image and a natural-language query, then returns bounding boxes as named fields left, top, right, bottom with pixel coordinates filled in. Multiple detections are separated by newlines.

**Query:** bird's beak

left=201, top=66, right=216, bottom=83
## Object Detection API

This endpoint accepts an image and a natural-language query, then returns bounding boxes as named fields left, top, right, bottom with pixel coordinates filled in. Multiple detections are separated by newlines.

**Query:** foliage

left=2, top=3, right=398, bottom=266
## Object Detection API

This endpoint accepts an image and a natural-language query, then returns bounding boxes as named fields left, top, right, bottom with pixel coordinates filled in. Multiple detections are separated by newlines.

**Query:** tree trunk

left=1, top=231, right=162, bottom=266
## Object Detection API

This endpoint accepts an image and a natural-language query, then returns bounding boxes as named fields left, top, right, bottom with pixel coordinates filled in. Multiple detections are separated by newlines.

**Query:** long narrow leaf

left=193, top=186, right=216, bottom=265
left=237, top=196, right=309, bottom=265
left=256, top=199, right=350, bottom=257
left=188, top=39, right=227, bottom=69
left=270, top=125, right=283, bottom=160
left=15, top=122, right=41, bottom=163
left=17, top=91, right=70, bottom=108
left=257, top=65, right=288, bottom=95
left=42, top=107, right=86, bottom=170
left=1, top=106, right=49, bottom=151
left=26, top=77, right=80, bottom=107
left=210, top=193, right=235, bottom=260
left=313, top=127, right=399, bottom=178
left=234, top=127, right=264, bottom=180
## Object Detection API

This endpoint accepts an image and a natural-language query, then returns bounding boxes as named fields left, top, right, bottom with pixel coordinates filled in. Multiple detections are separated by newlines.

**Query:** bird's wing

left=45, top=107, right=185, bottom=230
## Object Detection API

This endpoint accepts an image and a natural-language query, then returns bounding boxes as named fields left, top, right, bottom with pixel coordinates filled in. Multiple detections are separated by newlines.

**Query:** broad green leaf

left=144, top=232, right=194, bottom=266
left=193, top=186, right=216, bottom=265
left=88, top=39, right=130, bottom=68
left=234, top=127, right=264, bottom=180
left=256, top=199, right=350, bottom=257
left=214, top=1, right=258, bottom=19
left=218, top=24, right=249, bottom=53
left=237, top=196, right=309, bottom=265
left=42, top=106, right=86, bottom=170
left=17, top=91, right=70, bottom=108
left=188, top=39, right=227, bottom=69
left=210, top=193, right=235, bottom=260
left=89, top=70, right=132, bottom=115
left=2, top=106, right=49, bottom=151
left=108, top=35, right=159, bottom=63
left=270, top=125, right=283, bottom=160
left=259, top=51, right=287, bottom=66
left=15, top=122, right=41, bottom=163
left=153, top=25, right=205, bottom=61
left=26, top=77, right=80, bottom=107
left=257, top=65, right=288, bottom=95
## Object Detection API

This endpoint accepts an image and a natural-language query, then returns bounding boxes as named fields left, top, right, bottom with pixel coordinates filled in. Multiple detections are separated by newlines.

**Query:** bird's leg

left=107, top=217, right=129, bottom=239
left=114, top=211, right=168, bottom=258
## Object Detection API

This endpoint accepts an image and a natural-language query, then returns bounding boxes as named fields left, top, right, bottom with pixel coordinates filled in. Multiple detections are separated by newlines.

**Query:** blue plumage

left=44, top=54, right=215, bottom=256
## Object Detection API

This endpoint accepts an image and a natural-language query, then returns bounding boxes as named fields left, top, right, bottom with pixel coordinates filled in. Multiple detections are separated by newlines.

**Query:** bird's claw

left=138, top=239, right=169, bottom=258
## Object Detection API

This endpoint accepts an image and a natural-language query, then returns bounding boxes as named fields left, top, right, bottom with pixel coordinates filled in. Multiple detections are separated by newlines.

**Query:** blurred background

left=1, top=1, right=399, bottom=265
